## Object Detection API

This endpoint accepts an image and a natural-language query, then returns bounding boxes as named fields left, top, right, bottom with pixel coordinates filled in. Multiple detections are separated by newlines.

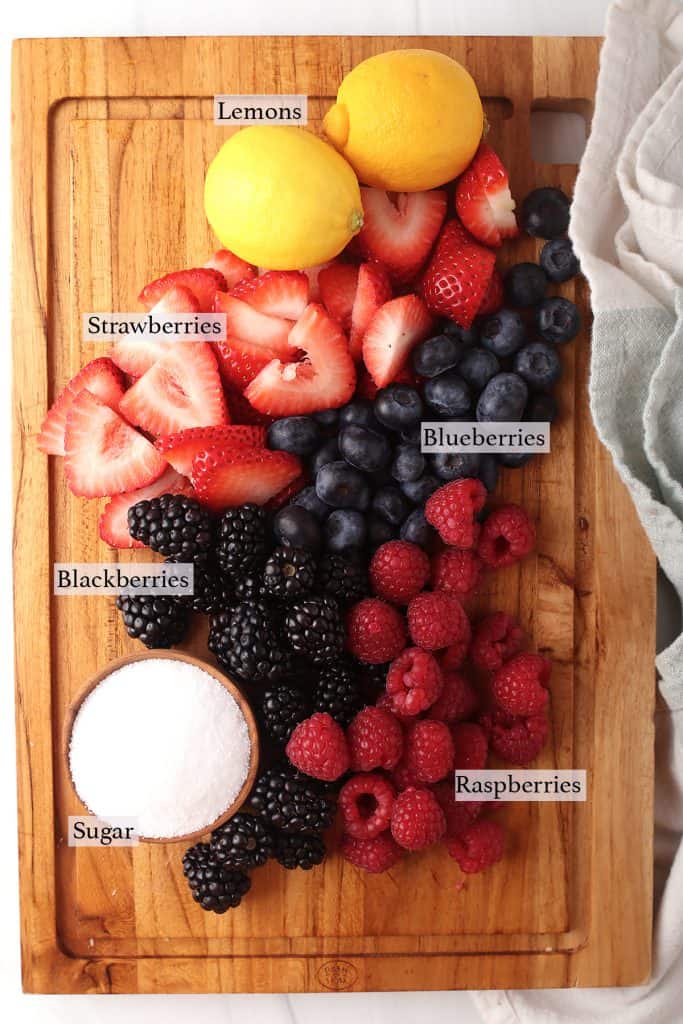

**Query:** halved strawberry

left=455, top=144, right=519, bottom=248
left=64, top=391, right=168, bottom=497
left=118, top=343, right=228, bottom=437
left=478, top=269, right=503, bottom=315
left=225, top=387, right=275, bottom=427
left=138, top=268, right=227, bottom=312
left=204, top=249, right=256, bottom=289
left=349, top=262, right=392, bottom=359
left=110, top=284, right=200, bottom=377
left=231, top=271, right=309, bottom=320
left=213, top=337, right=281, bottom=391
left=38, top=357, right=126, bottom=456
left=301, top=262, right=334, bottom=302
left=245, top=303, right=356, bottom=416
left=421, top=219, right=496, bottom=328
left=362, top=294, right=433, bottom=388
left=357, top=188, right=447, bottom=282
left=192, top=446, right=302, bottom=511
left=98, top=467, right=194, bottom=548
left=155, top=424, right=266, bottom=476
left=214, top=292, right=292, bottom=359
left=318, top=263, right=359, bottom=330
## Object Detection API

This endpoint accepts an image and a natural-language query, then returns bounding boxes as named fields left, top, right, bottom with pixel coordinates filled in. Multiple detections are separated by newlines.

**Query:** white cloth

left=475, top=1, right=683, bottom=1021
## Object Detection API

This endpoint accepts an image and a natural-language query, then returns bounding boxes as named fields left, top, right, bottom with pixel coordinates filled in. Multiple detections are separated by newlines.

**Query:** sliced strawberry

left=118, top=343, right=228, bottom=437
left=38, top=358, right=126, bottom=456
left=64, top=391, right=167, bottom=497
left=301, top=262, right=334, bottom=302
left=349, top=262, right=393, bottom=359
left=357, top=188, right=447, bottom=282
left=318, top=263, right=359, bottom=330
left=266, top=471, right=309, bottom=510
left=362, top=295, right=433, bottom=388
left=245, top=303, right=356, bottom=416
left=98, top=467, right=193, bottom=548
left=421, top=219, right=496, bottom=328
left=225, top=387, right=275, bottom=427
left=155, top=424, right=266, bottom=476
left=204, top=249, right=256, bottom=289
left=455, top=144, right=519, bottom=248
left=478, top=269, right=503, bottom=316
left=192, top=446, right=302, bottom=512
left=138, top=268, right=226, bottom=312
left=110, top=285, right=200, bottom=376
left=213, top=336, right=280, bottom=391
left=231, top=271, right=309, bottom=320
left=214, top=292, right=292, bottom=359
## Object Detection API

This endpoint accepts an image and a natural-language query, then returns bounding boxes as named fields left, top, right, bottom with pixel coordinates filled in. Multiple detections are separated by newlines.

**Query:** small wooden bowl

left=64, top=650, right=259, bottom=845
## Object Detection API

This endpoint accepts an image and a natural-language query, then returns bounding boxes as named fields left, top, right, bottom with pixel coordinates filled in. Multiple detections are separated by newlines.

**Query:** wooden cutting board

left=12, top=35, right=656, bottom=995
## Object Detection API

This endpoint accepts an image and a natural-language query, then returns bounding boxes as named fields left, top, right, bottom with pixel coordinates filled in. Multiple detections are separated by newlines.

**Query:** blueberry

left=443, top=321, right=478, bottom=347
left=498, top=452, right=534, bottom=468
left=313, top=407, right=340, bottom=428
left=292, top=485, right=330, bottom=521
left=311, top=437, right=339, bottom=476
left=339, top=424, right=392, bottom=474
left=372, top=485, right=412, bottom=526
left=400, top=474, right=441, bottom=504
left=273, top=505, right=322, bottom=550
left=503, top=263, right=547, bottom=307
left=391, top=444, right=425, bottom=483
left=325, top=509, right=366, bottom=552
left=412, top=333, right=464, bottom=378
left=400, top=509, right=438, bottom=550
left=366, top=515, right=397, bottom=550
left=540, top=237, right=580, bottom=282
left=478, top=454, right=499, bottom=493
left=400, top=424, right=422, bottom=445
left=267, top=416, right=320, bottom=456
left=521, top=187, right=571, bottom=239
left=476, top=373, right=528, bottom=422
left=458, top=348, right=500, bottom=392
left=480, top=309, right=527, bottom=358
left=525, top=392, right=559, bottom=423
left=423, top=374, right=471, bottom=418
left=536, top=297, right=581, bottom=344
left=339, top=399, right=382, bottom=431
left=513, top=341, right=562, bottom=391
left=429, top=452, right=480, bottom=482
left=374, top=385, right=424, bottom=431
left=316, top=461, right=370, bottom=511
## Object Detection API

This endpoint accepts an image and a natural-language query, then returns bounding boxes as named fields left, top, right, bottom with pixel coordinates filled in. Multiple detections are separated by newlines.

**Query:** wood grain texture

left=12, top=35, right=656, bottom=994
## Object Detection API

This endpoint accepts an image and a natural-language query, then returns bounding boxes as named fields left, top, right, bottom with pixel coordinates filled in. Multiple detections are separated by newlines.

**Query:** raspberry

left=470, top=612, right=526, bottom=672
left=347, top=706, right=403, bottom=772
left=404, top=720, right=454, bottom=783
left=492, top=652, right=551, bottom=716
left=480, top=708, right=549, bottom=765
left=425, top=478, right=487, bottom=548
left=370, top=540, right=430, bottom=605
left=375, top=691, right=413, bottom=724
left=440, top=640, right=469, bottom=672
left=427, top=670, right=479, bottom=723
left=477, top=504, right=536, bottom=568
left=386, top=648, right=443, bottom=716
left=339, top=773, right=395, bottom=839
left=407, top=591, right=471, bottom=652
left=391, top=787, right=446, bottom=850
left=446, top=818, right=505, bottom=873
left=285, top=712, right=350, bottom=782
left=341, top=832, right=404, bottom=873
left=451, top=722, right=488, bottom=770
left=431, top=548, right=483, bottom=601
left=391, top=756, right=423, bottom=791
left=346, top=598, right=408, bottom=664
left=432, top=781, right=482, bottom=838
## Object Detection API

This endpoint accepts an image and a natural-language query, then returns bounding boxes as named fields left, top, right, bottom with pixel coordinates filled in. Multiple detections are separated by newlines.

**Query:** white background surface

left=2, top=2, right=611, bottom=1021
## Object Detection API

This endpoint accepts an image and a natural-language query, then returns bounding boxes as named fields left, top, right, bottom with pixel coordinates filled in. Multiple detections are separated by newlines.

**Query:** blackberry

left=249, top=763, right=336, bottom=833
left=209, top=601, right=290, bottom=685
left=168, top=556, right=233, bottom=614
left=128, top=494, right=213, bottom=559
left=233, top=572, right=266, bottom=604
left=311, top=660, right=364, bottom=727
left=273, top=831, right=326, bottom=870
left=210, top=813, right=273, bottom=869
left=262, top=547, right=316, bottom=600
left=116, top=594, right=188, bottom=649
left=216, top=504, right=269, bottom=578
left=284, top=595, right=345, bottom=662
left=182, top=843, right=251, bottom=914
left=316, top=553, right=368, bottom=605
left=259, top=682, right=310, bottom=745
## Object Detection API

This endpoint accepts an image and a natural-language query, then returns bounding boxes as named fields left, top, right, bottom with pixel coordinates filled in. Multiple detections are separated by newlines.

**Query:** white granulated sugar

left=69, top=659, right=251, bottom=839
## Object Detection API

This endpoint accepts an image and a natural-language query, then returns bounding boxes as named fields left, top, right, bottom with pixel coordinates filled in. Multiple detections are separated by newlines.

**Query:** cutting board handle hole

left=531, top=99, right=592, bottom=165
left=482, top=96, right=513, bottom=121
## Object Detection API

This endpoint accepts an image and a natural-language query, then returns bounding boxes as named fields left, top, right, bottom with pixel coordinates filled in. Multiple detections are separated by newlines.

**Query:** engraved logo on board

left=316, top=960, right=358, bottom=990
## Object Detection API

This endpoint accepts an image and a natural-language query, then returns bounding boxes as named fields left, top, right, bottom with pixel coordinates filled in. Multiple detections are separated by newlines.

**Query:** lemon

left=204, top=126, right=364, bottom=270
left=324, top=49, right=484, bottom=192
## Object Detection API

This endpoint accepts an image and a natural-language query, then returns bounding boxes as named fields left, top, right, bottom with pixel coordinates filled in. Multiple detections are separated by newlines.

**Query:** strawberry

left=349, top=262, right=392, bottom=359
left=478, top=269, right=503, bottom=315
left=455, top=144, right=519, bottom=248
left=118, top=343, right=228, bottom=437
left=225, top=387, right=275, bottom=427
left=192, top=446, right=302, bottom=511
left=38, top=357, right=126, bottom=456
left=362, top=295, right=433, bottom=388
left=98, top=467, right=193, bottom=548
left=318, top=263, right=359, bottom=330
left=245, top=303, right=356, bottom=416
left=214, top=292, right=292, bottom=359
left=138, top=268, right=226, bottom=312
left=231, top=270, right=309, bottom=320
left=110, top=284, right=200, bottom=376
left=64, top=391, right=167, bottom=497
left=357, top=188, right=447, bottom=282
left=213, top=336, right=281, bottom=391
left=155, top=424, right=266, bottom=476
left=266, top=471, right=309, bottom=510
left=204, top=249, right=256, bottom=289
left=421, top=219, right=496, bottom=329
left=301, top=262, right=333, bottom=302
